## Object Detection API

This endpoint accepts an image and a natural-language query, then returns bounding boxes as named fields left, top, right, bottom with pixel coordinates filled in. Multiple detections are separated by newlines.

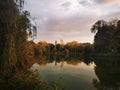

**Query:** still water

left=31, top=55, right=120, bottom=90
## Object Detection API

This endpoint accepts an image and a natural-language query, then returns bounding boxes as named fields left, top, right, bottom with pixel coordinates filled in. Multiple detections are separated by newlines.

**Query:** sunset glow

left=25, top=0, right=120, bottom=43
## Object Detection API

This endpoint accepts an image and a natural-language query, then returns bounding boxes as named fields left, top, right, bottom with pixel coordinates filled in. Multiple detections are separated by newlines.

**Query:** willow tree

left=0, top=0, right=36, bottom=78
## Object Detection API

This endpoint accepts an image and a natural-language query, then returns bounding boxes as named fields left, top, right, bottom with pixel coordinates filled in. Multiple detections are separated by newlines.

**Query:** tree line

left=27, top=40, right=93, bottom=59
left=27, top=19, right=120, bottom=59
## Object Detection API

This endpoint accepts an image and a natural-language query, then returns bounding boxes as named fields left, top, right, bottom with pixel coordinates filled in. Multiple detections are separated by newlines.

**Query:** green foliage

left=91, top=19, right=120, bottom=53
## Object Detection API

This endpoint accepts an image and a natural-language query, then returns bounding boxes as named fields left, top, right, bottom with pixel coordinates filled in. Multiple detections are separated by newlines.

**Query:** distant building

left=55, top=40, right=57, bottom=46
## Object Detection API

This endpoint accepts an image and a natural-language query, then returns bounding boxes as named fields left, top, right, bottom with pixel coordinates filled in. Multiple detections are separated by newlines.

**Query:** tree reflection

left=93, top=56, right=120, bottom=90
left=34, top=54, right=93, bottom=67
left=34, top=54, right=120, bottom=89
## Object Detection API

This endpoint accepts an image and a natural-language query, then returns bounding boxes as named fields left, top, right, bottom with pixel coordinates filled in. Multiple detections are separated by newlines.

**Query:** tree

left=91, top=19, right=120, bottom=53
left=91, top=20, right=110, bottom=52
left=0, top=0, right=36, bottom=77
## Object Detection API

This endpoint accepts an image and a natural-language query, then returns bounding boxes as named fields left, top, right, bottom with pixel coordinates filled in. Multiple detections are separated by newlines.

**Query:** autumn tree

left=0, top=0, right=36, bottom=77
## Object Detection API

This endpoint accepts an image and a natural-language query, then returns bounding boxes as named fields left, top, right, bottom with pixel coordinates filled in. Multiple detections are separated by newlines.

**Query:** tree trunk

left=0, top=33, right=17, bottom=78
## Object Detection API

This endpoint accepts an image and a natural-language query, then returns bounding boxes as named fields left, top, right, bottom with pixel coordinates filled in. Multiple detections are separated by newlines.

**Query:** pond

left=31, top=55, right=120, bottom=90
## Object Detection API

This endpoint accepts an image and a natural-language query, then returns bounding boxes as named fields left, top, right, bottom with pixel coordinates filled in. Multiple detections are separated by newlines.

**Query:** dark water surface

left=31, top=55, right=120, bottom=90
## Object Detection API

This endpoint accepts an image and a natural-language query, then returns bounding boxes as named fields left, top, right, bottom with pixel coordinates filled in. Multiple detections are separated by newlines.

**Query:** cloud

left=45, top=13, right=98, bottom=32
left=93, top=0, right=120, bottom=5
left=61, top=2, right=71, bottom=7
left=79, top=1, right=89, bottom=5
left=101, top=11, right=120, bottom=20
left=34, top=11, right=98, bottom=43
left=99, top=3, right=120, bottom=20
left=25, top=0, right=120, bottom=43
left=79, top=0, right=94, bottom=6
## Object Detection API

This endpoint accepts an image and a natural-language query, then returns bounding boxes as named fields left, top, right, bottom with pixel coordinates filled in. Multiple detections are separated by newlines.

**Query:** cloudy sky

left=25, top=0, right=120, bottom=43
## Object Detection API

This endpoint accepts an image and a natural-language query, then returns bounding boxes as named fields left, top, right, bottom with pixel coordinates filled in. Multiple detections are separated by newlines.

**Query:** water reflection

left=35, top=54, right=93, bottom=67
left=93, top=56, right=120, bottom=90
left=31, top=55, right=120, bottom=90
left=32, top=55, right=96, bottom=90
